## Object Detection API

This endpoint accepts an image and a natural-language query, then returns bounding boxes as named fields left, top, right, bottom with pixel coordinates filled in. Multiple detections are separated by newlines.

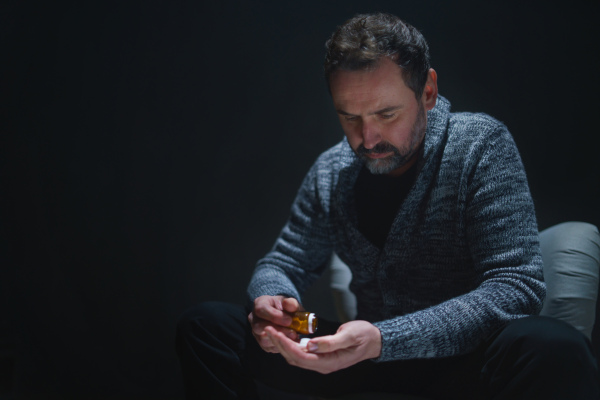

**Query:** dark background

left=2, top=1, right=599, bottom=398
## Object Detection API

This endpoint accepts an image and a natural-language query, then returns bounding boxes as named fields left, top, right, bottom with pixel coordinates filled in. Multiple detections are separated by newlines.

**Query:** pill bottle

left=289, top=311, right=318, bottom=334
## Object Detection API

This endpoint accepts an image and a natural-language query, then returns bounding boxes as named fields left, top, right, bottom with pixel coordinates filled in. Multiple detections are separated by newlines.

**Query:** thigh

left=184, top=307, right=485, bottom=400
left=247, top=319, right=485, bottom=399
left=481, top=315, right=599, bottom=399
left=181, top=304, right=354, bottom=397
left=177, top=301, right=251, bottom=358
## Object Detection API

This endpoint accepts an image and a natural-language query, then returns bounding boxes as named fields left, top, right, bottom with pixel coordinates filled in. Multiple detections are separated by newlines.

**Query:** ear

left=422, top=68, right=438, bottom=111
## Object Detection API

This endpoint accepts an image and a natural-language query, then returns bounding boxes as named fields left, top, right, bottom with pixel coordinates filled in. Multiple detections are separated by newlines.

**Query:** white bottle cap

left=307, top=313, right=316, bottom=334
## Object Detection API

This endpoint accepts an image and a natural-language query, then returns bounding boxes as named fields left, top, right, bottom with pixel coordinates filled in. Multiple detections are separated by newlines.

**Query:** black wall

left=2, top=1, right=599, bottom=398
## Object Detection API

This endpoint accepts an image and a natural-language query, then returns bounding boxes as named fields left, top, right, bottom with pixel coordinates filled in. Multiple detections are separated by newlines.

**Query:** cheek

left=340, top=124, right=361, bottom=148
left=385, top=121, right=414, bottom=145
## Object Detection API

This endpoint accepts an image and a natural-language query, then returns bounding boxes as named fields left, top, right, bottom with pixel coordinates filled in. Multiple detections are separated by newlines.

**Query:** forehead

left=329, top=57, right=414, bottom=112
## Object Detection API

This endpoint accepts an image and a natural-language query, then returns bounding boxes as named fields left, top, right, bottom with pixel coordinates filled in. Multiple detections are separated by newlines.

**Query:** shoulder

left=424, top=96, right=513, bottom=160
left=306, top=139, right=357, bottom=183
left=444, top=111, right=517, bottom=161
left=313, top=139, right=355, bottom=169
left=448, top=112, right=510, bottom=142
left=296, top=139, right=358, bottom=208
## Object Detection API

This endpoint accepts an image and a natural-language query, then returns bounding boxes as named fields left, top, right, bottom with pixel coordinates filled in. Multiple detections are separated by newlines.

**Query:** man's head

left=325, top=14, right=438, bottom=176
left=324, top=13, right=431, bottom=100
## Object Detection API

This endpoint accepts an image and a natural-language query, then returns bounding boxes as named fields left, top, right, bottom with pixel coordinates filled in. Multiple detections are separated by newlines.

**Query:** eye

left=344, top=115, right=359, bottom=122
left=380, top=113, right=396, bottom=120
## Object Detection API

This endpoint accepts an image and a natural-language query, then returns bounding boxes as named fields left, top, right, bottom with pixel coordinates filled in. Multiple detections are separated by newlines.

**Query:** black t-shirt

left=353, top=161, right=419, bottom=249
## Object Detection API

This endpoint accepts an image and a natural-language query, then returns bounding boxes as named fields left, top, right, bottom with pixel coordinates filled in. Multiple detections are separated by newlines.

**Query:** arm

left=246, top=152, right=337, bottom=353
left=373, top=122, right=545, bottom=361
left=247, top=156, right=335, bottom=304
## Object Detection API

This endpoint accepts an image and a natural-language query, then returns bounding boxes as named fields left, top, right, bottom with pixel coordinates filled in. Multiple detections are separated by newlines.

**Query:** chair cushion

left=539, top=222, right=600, bottom=339
left=329, top=252, right=357, bottom=322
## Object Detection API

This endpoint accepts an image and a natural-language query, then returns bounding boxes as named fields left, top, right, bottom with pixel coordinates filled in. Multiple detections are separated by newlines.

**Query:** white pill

left=298, top=338, right=311, bottom=349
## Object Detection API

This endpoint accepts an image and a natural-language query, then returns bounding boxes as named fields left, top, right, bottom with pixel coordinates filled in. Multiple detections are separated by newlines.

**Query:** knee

left=177, top=301, right=227, bottom=326
left=176, top=302, right=211, bottom=351
left=177, top=301, right=234, bottom=335
left=489, top=316, right=597, bottom=369
left=176, top=301, right=249, bottom=346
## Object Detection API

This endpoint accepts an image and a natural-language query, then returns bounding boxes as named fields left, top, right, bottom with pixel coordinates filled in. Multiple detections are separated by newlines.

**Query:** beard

left=357, top=102, right=427, bottom=175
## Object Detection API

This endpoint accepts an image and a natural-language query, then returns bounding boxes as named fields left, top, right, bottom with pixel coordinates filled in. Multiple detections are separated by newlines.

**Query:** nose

left=361, top=120, right=381, bottom=150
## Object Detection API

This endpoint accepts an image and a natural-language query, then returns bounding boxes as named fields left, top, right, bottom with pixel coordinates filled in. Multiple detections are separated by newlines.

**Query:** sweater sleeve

left=247, top=156, right=335, bottom=304
left=373, top=122, right=546, bottom=361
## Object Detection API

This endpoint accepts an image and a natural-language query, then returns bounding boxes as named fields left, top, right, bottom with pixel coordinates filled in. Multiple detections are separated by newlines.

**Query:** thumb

left=282, top=297, right=301, bottom=313
left=306, top=331, right=352, bottom=353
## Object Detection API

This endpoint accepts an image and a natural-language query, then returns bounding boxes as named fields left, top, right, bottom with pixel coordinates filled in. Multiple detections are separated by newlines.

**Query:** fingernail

left=307, top=342, right=318, bottom=352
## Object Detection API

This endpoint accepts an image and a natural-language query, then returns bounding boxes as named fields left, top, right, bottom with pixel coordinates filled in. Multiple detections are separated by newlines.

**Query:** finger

left=255, top=330, right=291, bottom=354
left=282, top=328, right=300, bottom=341
left=282, top=297, right=301, bottom=313
left=267, top=330, right=302, bottom=363
left=268, top=330, right=336, bottom=374
left=251, top=316, right=298, bottom=341
left=254, top=303, right=293, bottom=327
left=248, top=312, right=264, bottom=334
left=249, top=314, right=278, bottom=351
left=259, top=340, right=279, bottom=353
left=266, top=329, right=286, bottom=354
left=264, top=347, right=279, bottom=353
left=266, top=327, right=298, bottom=355
left=260, top=327, right=299, bottom=343
left=250, top=316, right=270, bottom=336
left=249, top=311, right=265, bottom=335
left=305, top=331, right=353, bottom=354
left=261, top=336, right=281, bottom=353
left=254, top=330, right=273, bottom=348
left=266, top=327, right=318, bottom=363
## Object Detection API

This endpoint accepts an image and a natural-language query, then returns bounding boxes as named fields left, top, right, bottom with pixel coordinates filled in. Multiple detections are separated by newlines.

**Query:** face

left=329, top=57, right=437, bottom=176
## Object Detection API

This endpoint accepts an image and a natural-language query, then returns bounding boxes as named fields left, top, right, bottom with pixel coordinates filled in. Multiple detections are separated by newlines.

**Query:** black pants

left=175, top=301, right=599, bottom=399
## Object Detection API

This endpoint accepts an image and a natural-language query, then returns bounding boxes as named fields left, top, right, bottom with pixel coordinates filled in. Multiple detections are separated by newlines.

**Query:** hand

left=265, top=320, right=382, bottom=374
left=248, top=295, right=303, bottom=353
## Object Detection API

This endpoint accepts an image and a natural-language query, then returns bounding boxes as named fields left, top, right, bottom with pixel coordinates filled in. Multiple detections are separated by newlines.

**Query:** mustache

left=356, top=142, right=400, bottom=156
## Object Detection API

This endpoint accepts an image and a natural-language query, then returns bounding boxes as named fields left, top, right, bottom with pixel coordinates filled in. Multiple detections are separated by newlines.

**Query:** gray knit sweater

left=248, top=95, right=546, bottom=362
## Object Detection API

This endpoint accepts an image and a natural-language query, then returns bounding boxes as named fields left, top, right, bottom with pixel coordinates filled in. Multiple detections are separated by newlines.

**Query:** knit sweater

left=247, top=95, right=546, bottom=362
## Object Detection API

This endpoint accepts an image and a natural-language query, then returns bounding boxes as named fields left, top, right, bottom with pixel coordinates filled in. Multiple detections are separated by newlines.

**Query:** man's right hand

left=248, top=295, right=303, bottom=353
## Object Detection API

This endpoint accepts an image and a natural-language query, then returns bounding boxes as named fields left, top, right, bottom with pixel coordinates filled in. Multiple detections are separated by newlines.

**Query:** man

left=177, top=13, right=598, bottom=399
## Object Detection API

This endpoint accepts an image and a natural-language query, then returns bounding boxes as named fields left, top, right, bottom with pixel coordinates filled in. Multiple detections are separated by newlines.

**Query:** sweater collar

left=421, top=95, right=451, bottom=171
left=334, top=95, right=452, bottom=253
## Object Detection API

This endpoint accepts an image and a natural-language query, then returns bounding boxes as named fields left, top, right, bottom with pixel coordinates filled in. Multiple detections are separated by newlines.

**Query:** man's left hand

left=265, top=320, right=382, bottom=374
